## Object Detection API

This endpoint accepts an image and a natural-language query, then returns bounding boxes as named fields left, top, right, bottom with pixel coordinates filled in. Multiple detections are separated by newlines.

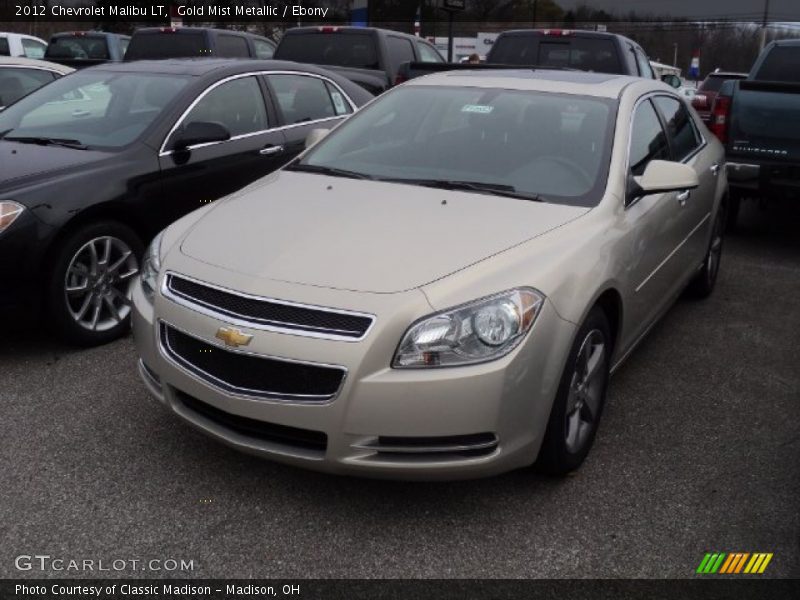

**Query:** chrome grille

left=164, top=273, right=374, bottom=340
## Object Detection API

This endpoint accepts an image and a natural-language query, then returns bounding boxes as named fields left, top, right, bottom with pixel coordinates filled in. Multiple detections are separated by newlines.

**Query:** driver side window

left=629, top=99, right=669, bottom=177
left=177, top=76, right=268, bottom=142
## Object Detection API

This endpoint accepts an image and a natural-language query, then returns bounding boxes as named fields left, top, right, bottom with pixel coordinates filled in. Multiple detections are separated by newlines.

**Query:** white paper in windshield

left=461, top=104, right=494, bottom=114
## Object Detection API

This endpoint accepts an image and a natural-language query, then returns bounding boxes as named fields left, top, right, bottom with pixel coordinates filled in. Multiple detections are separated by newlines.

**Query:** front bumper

left=131, top=269, right=576, bottom=480
left=0, top=209, right=53, bottom=318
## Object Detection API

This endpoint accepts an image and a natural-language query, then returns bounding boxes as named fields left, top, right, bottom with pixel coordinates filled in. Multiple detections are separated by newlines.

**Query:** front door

left=622, top=97, right=690, bottom=345
left=157, top=75, right=287, bottom=224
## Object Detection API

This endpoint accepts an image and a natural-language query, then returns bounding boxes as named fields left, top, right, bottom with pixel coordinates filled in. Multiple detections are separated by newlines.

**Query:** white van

left=0, top=32, right=49, bottom=59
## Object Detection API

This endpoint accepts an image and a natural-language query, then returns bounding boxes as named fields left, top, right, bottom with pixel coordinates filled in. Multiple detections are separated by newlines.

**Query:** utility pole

left=673, top=42, right=678, bottom=67
left=759, top=0, right=770, bottom=50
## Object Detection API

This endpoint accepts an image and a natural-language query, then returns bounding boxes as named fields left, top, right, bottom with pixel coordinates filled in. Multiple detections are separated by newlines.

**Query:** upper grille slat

left=160, top=323, right=346, bottom=401
left=165, top=274, right=374, bottom=340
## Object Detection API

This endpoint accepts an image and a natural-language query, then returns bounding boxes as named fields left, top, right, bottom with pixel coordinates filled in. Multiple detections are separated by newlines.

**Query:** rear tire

left=536, top=306, right=611, bottom=475
left=46, top=221, right=143, bottom=346
left=688, top=205, right=724, bottom=299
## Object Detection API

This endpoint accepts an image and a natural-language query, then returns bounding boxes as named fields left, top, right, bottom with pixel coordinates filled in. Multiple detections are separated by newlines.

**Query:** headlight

left=140, top=230, right=164, bottom=302
left=393, top=288, right=544, bottom=368
left=0, top=201, right=25, bottom=234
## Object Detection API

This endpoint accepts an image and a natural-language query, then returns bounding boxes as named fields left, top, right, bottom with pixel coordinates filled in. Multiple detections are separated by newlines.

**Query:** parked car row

left=7, top=23, right=788, bottom=481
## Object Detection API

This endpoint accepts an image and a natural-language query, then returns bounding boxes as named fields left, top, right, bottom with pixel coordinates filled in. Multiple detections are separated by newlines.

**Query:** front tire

left=46, top=221, right=143, bottom=346
left=536, top=307, right=611, bottom=475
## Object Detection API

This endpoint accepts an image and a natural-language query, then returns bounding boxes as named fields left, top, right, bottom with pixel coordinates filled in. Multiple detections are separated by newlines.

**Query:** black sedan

left=0, top=59, right=372, bottom=345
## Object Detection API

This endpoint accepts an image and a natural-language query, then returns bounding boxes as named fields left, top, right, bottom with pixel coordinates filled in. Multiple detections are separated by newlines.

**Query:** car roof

left=407, top=69, right=648, bottom=99
left=87, top=58, right=341, bottom=77
left=0, top=56, right=74, bottom=73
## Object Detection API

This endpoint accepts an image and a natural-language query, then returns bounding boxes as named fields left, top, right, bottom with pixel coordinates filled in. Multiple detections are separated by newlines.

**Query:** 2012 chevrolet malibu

left=0, top=59, right=371, bottom=345
left=133, top=70, right=728, bottom=479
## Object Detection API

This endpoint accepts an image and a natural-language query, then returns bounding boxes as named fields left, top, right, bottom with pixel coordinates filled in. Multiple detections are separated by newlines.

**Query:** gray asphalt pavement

left=1, top=199, right=798, bottom=579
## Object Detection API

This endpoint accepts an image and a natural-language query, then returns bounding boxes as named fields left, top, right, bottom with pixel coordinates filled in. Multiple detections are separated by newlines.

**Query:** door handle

left=710, top=163, right=720, bottom=175
left=676, top=190, right=691, bottom=206
left=259, top=145, right=284, bottom=156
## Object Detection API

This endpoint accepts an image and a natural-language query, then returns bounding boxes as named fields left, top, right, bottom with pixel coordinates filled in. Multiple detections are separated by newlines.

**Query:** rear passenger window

left=629, top=99, right=669, bottom=176
left=22, top=38, right=47, bottom=59
left=268, top=74, right=337, bottom=124
left=634, top=48, right=654, bottom=79
left=418, top=42, right=444, bottom=63
left=217, top=35, right=250, bottom=58
left=386, top=36, right=415, bottom=71
left=324, top=81, right=352, bottom=116
left=254, top=39, right=274, bottom=59
left=0, top=38, right=9, bottom=56
left=654, top=96, right=701, bottom=161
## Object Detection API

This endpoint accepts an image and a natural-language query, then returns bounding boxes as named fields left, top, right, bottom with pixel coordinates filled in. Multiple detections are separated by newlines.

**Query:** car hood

left=180, top=171, right=589, bottom=294
left=0, top=141, right=113, bottom=193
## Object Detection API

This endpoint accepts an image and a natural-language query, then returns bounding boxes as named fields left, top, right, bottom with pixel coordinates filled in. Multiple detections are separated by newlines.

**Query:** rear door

left=264, top=72, right=354, bottom=158
left=653, top=95, right=715, bottom=279
left=157, top=74, right=287, bottom=223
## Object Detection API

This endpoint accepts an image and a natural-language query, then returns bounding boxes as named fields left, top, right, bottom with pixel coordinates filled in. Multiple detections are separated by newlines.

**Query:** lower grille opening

left=161, top=322, right=345, bottom=400
left=176, top=391, right=327, bottom=453
left=358, top=432, right=498, bottom=459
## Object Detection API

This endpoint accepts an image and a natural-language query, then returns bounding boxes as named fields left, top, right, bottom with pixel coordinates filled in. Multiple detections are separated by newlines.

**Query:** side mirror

left=661, top=74, right=682, bottom=89
left=634, top=160, right=699, bottom=197
left=171, top=121, right=230, bottom=151
left=304, top=128, right=330, bottom=149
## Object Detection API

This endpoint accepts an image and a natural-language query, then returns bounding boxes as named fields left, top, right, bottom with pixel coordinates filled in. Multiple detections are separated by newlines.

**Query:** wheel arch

left=589, top=287, right=623, bottom=355
left=40, top=202, right=152, bottom=277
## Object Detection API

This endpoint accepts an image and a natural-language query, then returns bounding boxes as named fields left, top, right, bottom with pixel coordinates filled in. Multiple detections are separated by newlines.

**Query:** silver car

left=132, top=70, right=727, bottom=479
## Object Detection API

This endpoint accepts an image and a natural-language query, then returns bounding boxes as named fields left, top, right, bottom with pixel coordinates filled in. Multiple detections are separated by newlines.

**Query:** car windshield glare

left=301, top=86, right=615, bottom=206
left=0, top=71, right=189, bottom=149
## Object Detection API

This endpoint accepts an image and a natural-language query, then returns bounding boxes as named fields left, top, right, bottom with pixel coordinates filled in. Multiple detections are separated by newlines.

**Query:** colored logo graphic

left=696, top=552, right=773, bottom=574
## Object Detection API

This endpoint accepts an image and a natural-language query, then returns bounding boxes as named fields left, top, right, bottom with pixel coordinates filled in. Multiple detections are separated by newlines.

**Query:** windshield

left=275, top=33, right=379, bottom=69
left=299, top=86, right=615, bottom=206
left=0, top=70, right=189, bottom=149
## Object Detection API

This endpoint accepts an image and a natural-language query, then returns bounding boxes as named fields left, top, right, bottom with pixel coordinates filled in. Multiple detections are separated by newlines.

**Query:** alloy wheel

left=564, top=329, right=607, bottom=454
left=64, top=236, right=139, bottom=332
left=707, top=213, right=724, bottom=286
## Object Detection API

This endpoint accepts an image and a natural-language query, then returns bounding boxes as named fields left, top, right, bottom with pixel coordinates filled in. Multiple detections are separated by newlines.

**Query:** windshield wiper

left=3, top=136, right=88, bottom=149
left=378, top=178, right=544, bottom=202
left=286, top=163, right=373, bottom=180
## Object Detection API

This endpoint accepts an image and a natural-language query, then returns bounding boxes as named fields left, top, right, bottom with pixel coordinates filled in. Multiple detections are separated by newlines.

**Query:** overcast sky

left=556, top=0, right=799, bottom=21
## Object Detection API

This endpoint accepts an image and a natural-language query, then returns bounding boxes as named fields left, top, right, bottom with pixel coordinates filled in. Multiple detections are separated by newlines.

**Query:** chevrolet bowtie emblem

left=215, top=326, right=253, bottom=348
